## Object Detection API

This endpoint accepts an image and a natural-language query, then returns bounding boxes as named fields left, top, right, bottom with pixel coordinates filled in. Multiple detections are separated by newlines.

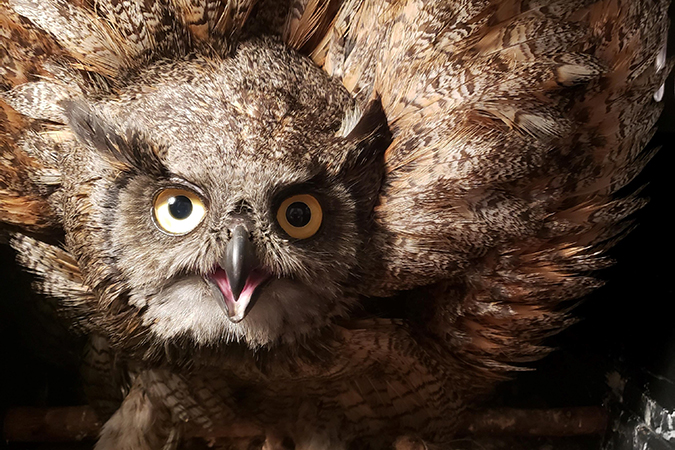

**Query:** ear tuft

left=345, top=96, right=390, bottom=142
left=62, top=100, right=167, bottom=176
left=341, top=96, right=391, bottom=171
left=62, top=100, right=126, bottom=158
left=330, top=97, right=391, bottom=223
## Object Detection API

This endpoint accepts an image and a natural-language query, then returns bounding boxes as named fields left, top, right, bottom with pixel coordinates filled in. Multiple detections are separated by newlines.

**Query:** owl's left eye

left=276, top=194, right=323, bottom=239
left=153, top=188, right=206, bottom=235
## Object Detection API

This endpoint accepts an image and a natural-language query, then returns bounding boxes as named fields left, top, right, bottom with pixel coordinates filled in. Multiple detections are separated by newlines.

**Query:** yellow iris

left=153, top=188, right=206, bottom=235
left=276, top=194, right=322, bottom=239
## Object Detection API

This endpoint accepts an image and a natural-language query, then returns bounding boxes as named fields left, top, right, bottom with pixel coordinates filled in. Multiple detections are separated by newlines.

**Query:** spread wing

left=285, top=0, right=670, bottom=376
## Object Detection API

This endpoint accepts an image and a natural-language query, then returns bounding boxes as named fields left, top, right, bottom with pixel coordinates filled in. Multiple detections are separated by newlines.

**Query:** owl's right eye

left=153, top=188, right=206, bottom=235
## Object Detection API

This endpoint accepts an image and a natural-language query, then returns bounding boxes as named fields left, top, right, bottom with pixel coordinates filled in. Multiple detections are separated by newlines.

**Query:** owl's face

left=58, top=38, right=390, bottom=349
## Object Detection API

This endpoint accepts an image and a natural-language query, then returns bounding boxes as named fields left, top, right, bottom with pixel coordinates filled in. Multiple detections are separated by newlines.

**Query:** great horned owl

left=0, top=0, right=670, bottom=449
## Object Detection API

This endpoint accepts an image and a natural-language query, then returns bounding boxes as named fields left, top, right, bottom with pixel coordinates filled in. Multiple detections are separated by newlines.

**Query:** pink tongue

left=210, top=267, right=269, bottom=320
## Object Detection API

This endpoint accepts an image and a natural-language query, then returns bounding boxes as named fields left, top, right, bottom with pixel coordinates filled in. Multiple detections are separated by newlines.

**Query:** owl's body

left=0, top=0, right=669, bottom=448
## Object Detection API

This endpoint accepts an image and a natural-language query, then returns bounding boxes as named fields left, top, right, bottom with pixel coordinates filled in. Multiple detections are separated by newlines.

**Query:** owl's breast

left=154, top=321, right=468, bottom=444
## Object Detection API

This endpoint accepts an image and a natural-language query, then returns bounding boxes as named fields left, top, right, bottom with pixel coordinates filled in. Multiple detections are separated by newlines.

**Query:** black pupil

left=168, top=195, right=193, bottom=219
left=286, top=202, right=311, bottom=228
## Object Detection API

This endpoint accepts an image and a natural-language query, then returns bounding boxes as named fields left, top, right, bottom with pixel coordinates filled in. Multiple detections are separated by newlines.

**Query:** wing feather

left=292, top=0, right=670, bottom=373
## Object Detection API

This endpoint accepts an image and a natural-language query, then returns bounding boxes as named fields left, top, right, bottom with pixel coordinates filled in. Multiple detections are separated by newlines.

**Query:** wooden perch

left=458, top=406, right=608, bottom=437
left=2, top=405, right=608, bottom=443
left=2, top=406, right=103, bottom=442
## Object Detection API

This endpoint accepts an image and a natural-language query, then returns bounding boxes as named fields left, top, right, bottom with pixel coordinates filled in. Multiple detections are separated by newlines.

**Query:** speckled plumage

left=0, top=0, right=669, bottom=449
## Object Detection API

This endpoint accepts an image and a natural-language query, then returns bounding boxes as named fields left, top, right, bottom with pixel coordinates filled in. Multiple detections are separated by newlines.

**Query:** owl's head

left=57, top=38, right=390, bottom=349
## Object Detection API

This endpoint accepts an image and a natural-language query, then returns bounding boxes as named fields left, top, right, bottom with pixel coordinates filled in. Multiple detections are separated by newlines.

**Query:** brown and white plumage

left=0, top=0, right=669, bottom=448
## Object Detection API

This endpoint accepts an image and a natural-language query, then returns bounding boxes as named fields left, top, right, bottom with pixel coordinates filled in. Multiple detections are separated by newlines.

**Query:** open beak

left=208, top=225, right=269, bottom=323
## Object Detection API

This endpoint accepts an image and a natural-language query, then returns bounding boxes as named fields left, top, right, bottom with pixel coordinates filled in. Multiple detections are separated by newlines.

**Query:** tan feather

left=0, top=100, right=58, bottom=232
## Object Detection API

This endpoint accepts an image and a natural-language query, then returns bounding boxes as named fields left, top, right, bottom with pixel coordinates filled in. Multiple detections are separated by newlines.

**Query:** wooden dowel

left=2, top=406, right=102, bottom=442
left=460, top=406, right=608, bottom=437
left=2, top=405, right=608, bottom=442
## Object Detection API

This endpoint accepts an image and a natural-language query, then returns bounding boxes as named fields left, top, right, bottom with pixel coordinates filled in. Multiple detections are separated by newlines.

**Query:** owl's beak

left=208, top=225, right=269, bottom=323
left=224, top=225, right=258, bottom=300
